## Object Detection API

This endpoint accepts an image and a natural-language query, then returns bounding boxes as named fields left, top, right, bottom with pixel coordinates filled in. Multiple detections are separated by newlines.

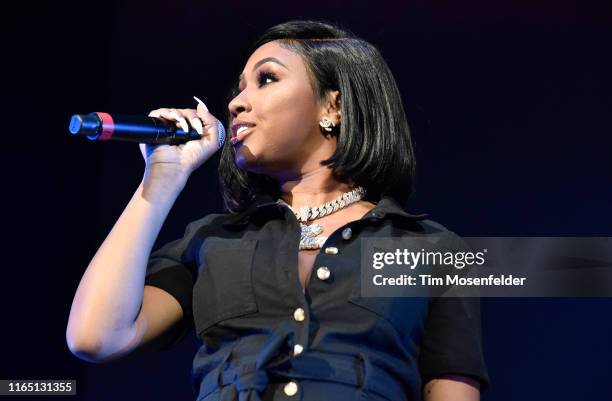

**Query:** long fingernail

left=193, top=96, right=209, bottom=112
left=171, top=111, right=189, bottom=132
left=192, top=117, right=204, bottom=135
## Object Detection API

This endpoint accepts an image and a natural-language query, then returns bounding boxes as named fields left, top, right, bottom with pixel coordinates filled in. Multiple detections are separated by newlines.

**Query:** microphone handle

left=69, top=112, right=202, bottom=145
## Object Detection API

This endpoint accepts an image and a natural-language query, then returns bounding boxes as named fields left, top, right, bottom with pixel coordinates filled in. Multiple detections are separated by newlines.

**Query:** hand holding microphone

left=70, top=96, right=227, bottom=193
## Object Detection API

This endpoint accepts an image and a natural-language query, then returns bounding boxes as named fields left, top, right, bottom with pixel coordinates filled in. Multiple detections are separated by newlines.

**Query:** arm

left=418, top=233, right=490, bottom=399
left=423, top=375, right=480, bottom=401
left=66, top=104, right=223, bottom=363
left=66, top=178, right=187, bottom=362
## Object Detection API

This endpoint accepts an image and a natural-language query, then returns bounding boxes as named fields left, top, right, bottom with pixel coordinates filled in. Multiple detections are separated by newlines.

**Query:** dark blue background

left=2, top=0, right=610, bottom=399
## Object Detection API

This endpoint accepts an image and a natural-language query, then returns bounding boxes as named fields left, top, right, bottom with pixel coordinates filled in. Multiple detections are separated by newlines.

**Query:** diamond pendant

left=299, top=223, right=324, bottom=250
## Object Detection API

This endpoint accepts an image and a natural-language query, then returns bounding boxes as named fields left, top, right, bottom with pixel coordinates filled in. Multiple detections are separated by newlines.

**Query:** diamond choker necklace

left=276, top=186, right=366, bottom=250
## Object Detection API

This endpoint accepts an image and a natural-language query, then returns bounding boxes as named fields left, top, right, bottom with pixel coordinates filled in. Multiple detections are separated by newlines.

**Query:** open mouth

left=231, top=126, right=254, bottom=145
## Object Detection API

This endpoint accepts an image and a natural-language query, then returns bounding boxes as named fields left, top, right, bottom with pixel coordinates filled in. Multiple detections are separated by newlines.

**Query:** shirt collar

left=221, top=193, right=281, bottom=227
left=221, top=192, right=428, bottom=227
left=361, top=196, right=429, bottom=221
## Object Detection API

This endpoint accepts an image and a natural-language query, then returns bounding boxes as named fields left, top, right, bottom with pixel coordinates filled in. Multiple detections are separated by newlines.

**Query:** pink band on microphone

left=95, top=112, right=115, bottom=140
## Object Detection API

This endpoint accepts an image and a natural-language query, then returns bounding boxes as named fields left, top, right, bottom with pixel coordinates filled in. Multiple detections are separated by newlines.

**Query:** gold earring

left=319, top=116, right=335, bottom=132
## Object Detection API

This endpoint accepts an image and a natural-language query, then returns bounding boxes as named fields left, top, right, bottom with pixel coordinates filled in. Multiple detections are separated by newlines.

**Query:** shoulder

left=181, top=210, right=261, bottom=239
left=416, top=219, right=464, bottom=243
left=372, top=196, right=455, bottom=237
left=422, top=219, right=469, bottom=251
left=385, top=215, right=469, bottom=254
left=183, top=212, right=238, bottom=234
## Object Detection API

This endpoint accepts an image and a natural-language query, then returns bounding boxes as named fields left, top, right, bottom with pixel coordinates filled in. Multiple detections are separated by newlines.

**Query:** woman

left=67, top=20, right=489, bottom=401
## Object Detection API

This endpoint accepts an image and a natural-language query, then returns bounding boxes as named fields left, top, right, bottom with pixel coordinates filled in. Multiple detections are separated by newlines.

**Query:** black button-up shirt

left=145, top=193, right=489, bottom=401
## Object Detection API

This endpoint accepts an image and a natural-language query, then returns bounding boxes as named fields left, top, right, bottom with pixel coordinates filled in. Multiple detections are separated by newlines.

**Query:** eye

left=233, top=71, right=277, bottom=96
left=257, top=71, right=277, bottom=87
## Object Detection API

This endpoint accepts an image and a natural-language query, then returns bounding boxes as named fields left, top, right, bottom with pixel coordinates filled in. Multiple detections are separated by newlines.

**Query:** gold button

left=324, top=246, right=338, bottom=255
left=293, top=344, right=304, bottom=356
left=341, top=227, right=352, bottom=240
left=317, top=266, right=331, bottom=280
left=293, top=307, right=305, bottom=322
left=284, top=381, right=298, bottom=396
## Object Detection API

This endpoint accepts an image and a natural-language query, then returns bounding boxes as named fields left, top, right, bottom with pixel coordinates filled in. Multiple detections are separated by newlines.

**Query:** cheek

left=261, top=87, right=318, bottom=145
left=234, top=83, right=319, bottom=170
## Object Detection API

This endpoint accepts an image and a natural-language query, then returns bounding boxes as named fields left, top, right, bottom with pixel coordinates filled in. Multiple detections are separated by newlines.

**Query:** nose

left=228, top=90, right=251, bottom=118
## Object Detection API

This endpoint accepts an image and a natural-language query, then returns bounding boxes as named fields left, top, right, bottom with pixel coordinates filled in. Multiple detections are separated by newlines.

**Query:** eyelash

left=234, top=71, right=278, bottom=96
left=257, top=71, right=278, bottom=87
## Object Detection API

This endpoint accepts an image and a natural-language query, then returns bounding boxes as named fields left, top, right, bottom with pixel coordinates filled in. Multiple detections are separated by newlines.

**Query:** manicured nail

left=192, top=117, right=204, bottom=135
left=171, top=111, right=189, bottom=132
left=193, top=95, right=209, bottom=112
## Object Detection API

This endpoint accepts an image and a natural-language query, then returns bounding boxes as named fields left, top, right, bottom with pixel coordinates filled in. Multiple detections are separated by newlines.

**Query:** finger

left=191, top=117, right=203, bottom=135
left=149, top=108, right=187, bottom=130
left=170, top=110, right=189, bottom=132
left=192, top=97, right=215, bottom=127
left=148, top=108, right=170, bottom=118
left=139, top=143, right=146, bottom=159
left=149, top=108, right=200, bottom=136
left=149, top=108, right=183, bottom=123
left=175, top=109, right=203, bottom=136
left=139, top=143, right=155, bottom=160
left=191, top=98, right=226, bottom=148
left=193, top=96, right=209, bottom=113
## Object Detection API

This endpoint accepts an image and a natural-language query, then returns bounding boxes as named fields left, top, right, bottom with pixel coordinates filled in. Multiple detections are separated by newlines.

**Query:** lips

left=231, top=120, right=255, bottom=137
left=230, top=120, right=256, bottom=145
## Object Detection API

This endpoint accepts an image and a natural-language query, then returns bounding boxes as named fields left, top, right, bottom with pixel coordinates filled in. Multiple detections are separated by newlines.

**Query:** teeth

left=236, top=126, right=249, bottom=135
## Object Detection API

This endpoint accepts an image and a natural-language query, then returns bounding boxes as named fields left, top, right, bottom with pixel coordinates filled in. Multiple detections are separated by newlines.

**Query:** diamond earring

left=319, top=116, right=335, bottom=132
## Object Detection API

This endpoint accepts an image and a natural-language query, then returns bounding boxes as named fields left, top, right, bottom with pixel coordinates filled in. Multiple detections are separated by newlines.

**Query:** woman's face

left=228, top=41, right=335, bottom=181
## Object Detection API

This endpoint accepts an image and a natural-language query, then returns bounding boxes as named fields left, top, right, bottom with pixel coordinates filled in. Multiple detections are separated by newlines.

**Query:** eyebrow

left=238, top=57, right=288, bottom=83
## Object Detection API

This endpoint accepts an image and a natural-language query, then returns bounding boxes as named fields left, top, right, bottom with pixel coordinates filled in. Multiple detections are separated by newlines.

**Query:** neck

left=277, top=165, right=355, bottom=208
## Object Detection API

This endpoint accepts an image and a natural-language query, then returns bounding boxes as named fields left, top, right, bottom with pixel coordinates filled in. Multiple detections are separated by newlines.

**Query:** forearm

left=66, top=178, right=183, bottom=355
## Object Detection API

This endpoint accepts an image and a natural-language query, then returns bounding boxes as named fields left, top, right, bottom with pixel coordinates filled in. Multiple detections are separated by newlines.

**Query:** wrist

left=141, top=168, right=188, bottom=204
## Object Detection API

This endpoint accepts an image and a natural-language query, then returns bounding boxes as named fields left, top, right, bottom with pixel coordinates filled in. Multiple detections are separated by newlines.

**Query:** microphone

left=68, top=112, right=203, bottom=145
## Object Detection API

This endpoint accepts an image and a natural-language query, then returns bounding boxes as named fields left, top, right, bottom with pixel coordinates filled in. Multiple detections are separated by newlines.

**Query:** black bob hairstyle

left=218, top=20, right=416, bottom=213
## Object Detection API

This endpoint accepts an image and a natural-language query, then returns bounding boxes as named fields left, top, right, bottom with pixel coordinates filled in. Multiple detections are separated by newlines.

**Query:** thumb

left=193, top=95, right=209, bottom=114
left=193, top=96, right=226, bottom=149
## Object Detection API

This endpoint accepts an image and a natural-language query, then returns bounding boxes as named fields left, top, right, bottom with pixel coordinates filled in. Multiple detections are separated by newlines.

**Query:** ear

left=321, top=90, right=341, bottom=125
